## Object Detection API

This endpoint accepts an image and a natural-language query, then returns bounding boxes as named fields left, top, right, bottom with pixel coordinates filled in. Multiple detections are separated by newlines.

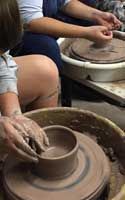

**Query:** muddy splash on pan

left=2, top=108, right=125, bottom=200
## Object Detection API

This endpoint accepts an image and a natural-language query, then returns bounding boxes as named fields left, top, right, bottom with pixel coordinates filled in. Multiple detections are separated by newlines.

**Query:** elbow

left=24, top=18, right=43, bottom=33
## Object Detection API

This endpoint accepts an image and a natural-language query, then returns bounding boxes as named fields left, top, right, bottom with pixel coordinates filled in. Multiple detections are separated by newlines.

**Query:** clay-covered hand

left=85, top=25, right=113, bottom=44
left=93, top=11, right=122, bottom=30
left=0, top=115, right=49, bottom=162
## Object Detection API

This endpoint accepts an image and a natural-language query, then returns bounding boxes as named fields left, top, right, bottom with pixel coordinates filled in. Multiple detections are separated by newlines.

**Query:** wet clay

left=25, top=107, right=125, bottom=198
left=68, top=38, right=125, bottom=64
left=3, top=108, right=125, bottom=200
left=42, top=146, right=70, bottom=158
left=41, top=125, right=77, bottom=159
left=35, top=125, right=78, bottom=180
left=3, top=131, right=110, bottom=200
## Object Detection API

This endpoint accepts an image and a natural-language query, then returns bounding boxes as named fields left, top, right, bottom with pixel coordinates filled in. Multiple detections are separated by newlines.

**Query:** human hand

left=0, top=115, right=49, bottom=162
left=93, top=11, right=122, bottom=30
left=84, top=26, right=113, bottom=44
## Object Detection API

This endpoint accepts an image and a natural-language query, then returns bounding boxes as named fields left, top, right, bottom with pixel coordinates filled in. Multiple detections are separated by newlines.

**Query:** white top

left=17, top=0, right=71, bottom=24
left=0, top=52, right=17, bottom=94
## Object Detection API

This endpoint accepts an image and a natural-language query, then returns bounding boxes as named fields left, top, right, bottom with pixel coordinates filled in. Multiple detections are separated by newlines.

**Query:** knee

left=33, top=55, right=59, bottom=89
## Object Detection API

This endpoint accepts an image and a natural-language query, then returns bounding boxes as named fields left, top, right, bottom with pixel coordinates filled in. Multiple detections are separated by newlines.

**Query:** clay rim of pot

left=92, top=39, right=111, bottom=49
left=39, top=125, right=79, bottom=161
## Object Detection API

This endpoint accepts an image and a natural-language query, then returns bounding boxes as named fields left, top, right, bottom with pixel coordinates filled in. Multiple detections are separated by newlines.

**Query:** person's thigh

left=14, top=55, right=59, bottom=109
left=12, top=33, right=62, bottom=71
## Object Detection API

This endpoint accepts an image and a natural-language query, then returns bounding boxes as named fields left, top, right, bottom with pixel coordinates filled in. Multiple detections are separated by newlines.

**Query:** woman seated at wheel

left=0, top=0, right=59, bottom=162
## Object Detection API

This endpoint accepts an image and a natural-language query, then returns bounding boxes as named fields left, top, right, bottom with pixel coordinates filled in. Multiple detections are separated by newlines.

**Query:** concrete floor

left=61, top=82, right=125, bottom=131
left=71, top=98, right=125, bottom=131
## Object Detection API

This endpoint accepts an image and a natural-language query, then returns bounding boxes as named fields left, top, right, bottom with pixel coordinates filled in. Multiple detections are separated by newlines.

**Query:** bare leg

left=14, top=55, right=59, bottom=110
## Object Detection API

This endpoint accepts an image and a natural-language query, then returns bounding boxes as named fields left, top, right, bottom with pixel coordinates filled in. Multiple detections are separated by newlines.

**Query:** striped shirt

left=0, top=52, right=17, bottom=94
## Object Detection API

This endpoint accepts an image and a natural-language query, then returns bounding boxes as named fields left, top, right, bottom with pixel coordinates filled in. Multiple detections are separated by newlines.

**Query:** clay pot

left=34, top=125, right=79, bottom=180
left=3, top=108, right=125, bottom=200
left=92, top=40, right=111, bottom=49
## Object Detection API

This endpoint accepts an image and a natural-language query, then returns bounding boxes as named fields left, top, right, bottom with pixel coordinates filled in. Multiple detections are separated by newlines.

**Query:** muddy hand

left=0, top=116, right=38, bottom=162
left=11, top=115, right=49, bottom=153
left=0, top=116, right=49, bottom=162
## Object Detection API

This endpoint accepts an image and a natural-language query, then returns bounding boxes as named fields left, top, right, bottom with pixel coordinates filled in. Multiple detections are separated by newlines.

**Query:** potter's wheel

left=3, top=131, right=110, bottom=200
left=70, top=38, right=125, bottom=64
left=59, top=37, right=125, bottom=103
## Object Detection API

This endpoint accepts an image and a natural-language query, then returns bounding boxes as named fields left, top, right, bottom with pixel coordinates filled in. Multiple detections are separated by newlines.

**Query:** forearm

left=62, top=0, right=102, bottom=21
left=28, top=17, right=88, bottom=38
left=0, top=92, right=22, bottom=117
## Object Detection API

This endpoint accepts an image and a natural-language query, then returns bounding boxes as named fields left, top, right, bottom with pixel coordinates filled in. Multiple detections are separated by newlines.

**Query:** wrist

left=91, top=10, right=103, bottom=22
left=80, top=27, right=91, bottom=40
left=9, top=109, right=22, bottom=117
left=0, top=92, right=22, bottom=117
left=73, top=26, right=90, bottom=38
left=1, top=107, right=22, bottom=117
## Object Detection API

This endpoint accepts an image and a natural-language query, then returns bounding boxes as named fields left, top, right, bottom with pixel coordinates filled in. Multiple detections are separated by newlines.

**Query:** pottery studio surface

left=2, top=108, right=125, bottom=200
